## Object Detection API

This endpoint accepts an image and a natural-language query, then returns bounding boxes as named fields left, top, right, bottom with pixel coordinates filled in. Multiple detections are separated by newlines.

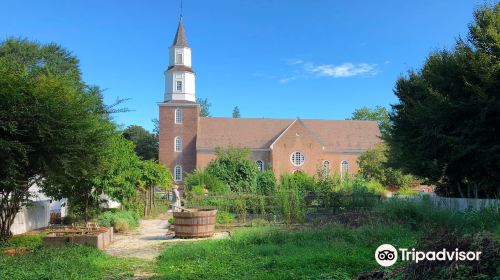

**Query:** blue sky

left=1, top=0, right=480, bottom=131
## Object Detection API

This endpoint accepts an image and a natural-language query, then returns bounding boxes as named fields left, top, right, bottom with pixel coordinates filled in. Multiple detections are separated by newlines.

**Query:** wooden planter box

left=174, top=209, right=217, bottom=238
left=43, top=227, right=113, bottom=250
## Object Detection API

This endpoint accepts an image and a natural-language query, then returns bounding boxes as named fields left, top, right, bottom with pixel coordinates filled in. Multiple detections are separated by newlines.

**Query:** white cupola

left=164, top=16, right=196, bottom=102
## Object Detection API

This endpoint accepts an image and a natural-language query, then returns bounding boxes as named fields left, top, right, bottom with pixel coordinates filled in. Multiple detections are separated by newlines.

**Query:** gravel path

left=104, top=215, right=172, bottom=260
left=104, top=213, right=230, bottom=261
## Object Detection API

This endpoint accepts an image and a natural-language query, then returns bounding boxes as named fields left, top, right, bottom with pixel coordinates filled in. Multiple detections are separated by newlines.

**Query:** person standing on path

left=172, top=185, right=181, bottom=212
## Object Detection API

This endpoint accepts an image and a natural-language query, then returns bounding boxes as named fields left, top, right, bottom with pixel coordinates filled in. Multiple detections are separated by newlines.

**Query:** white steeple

left=164, top=16, right=196, bottom=102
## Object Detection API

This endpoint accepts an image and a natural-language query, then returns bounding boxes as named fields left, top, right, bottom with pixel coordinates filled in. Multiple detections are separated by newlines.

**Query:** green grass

left=0, top=245, right=152, bottom=280
left=156, top=223, right=419, bottom=279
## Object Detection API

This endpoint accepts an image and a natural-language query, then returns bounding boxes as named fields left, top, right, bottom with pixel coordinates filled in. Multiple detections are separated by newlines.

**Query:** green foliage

left=387, top=3, right=500, bottom=198
left=380, top=199, right=500, bottom=234
left=358, top=143, right=416, bottom=189
left=0, top=235, right=43, bottom=250
left=205, top=147, right=258, bottom=192
left=216, top=210, right=235, bottom=225
left=157, top=223, right=419, bottom=279
left=277, top=173, right=308, bottom=223
left=350, top=105, right=391, bottom=138
left=98, top=210, right=140, bottom=231
left=184, top=169, right=229, bottom=193
left=196, top=97, right=211, bottom=117
left=137, top=160, right=171, bottom=192
left=256, top=170, right=277, bottom=195
left=0, top=245, right=151, bottom=280
left=0, top=38, right=120, bottom=236
left=232, top=106, right=240, bottom=118
left=123, top=125, right=158, bottom=160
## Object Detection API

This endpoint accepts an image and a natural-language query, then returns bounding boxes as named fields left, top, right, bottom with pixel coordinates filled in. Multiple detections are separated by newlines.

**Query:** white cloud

left=279, top=76, right=298, bottom=84
left=305, top=62, right=378, bottom=78
left=286, top=59, right=304, bottom=65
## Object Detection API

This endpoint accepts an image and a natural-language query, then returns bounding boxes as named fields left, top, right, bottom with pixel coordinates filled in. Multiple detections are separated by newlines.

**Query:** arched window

left=290, top=151, right=305, bottom=167
left=175, top=108, right=182, bottom=124
left=174, top=137, right=182, bottom=152
left=256, top=160, right=264, bottom=172
left=322, top=160, right=330, bottom=176
left=341, top=160, right=349, bottom=177
left=174, top=165, right=182, bottom=181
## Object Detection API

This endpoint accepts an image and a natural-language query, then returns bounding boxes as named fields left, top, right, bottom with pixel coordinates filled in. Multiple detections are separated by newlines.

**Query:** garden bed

left=43, top=226, right=113, bottom=250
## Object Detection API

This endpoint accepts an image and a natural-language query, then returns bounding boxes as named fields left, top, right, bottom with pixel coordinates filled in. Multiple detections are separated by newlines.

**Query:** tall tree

left=232, top=106, right=241, bottom=118
left=350, top=106, right=391, bottom=138
left=123, top=125, right=158, bottom=160
left=196, top=97, right=211, bottom=117
left=0, top=39, right=116, bottom=237
left=387, top=3, right=500, bottom=198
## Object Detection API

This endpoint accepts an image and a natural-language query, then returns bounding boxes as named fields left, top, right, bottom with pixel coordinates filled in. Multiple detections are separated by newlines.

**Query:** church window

left=175, top=108, right=182, bottom=124
left=176, top=53, right=183, bottom=64
left=290, top=151, right=305, bottom=167
left=174, top=165, right=182, bottom=181
left=322, top=160, right=330, bottom=176
left=341, top=160, right=349, bottom=177
left=176, top=80, right=183, bottom=92
left=175, top=136, right=182, bottom=152
left=256, top=160, right=264, bottom=172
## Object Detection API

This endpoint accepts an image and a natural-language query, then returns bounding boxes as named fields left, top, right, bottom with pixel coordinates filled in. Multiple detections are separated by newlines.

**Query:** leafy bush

left=185, top=169, right=229, bottom=194
left=113, top=218, right=129, bottom=232
left=358, top=143, right=417, bottom=189
left=216, top=210, right=235, bottom=226
left=205, top=147, right=258, bottom=192
left=256, top=170, right=277, bottom=195
left=98, top=210, right=139, bottom=232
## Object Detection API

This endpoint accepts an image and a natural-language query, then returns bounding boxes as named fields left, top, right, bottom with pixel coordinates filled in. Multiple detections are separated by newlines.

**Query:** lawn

left=0, top=236, right=152, bottom=280
left=156, top=222, right=419, bottom=279
left=1, top=200, right=499, bottom=279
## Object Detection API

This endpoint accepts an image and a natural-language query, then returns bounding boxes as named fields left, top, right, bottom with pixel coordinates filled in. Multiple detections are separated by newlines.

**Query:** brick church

left=158, top=17, right=381, bottom=184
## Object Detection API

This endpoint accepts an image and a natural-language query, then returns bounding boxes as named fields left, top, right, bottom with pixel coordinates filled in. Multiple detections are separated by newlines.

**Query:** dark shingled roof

left=172, top=16, right=188, bottom=47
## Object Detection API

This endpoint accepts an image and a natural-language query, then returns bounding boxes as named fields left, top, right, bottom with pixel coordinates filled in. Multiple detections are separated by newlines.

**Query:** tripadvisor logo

left=375, top=244, right=482, bottom=267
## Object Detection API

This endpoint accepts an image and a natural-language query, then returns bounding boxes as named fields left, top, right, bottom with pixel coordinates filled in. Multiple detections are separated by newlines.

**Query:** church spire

left=172, top=16, right=188, bottom=47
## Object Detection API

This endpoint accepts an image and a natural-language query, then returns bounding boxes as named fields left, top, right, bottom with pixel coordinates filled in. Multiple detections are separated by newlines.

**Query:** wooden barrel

left=173, top=209, right=217, bottom=238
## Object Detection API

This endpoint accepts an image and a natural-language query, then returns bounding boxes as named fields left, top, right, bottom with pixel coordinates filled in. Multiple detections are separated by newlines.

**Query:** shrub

left=98, top=210, right=139, bottom=232
left=256, top=170, right=277, bottom=195
left=185, top=169, right=229, bottom=194
left=216, top=210, right=235, bottom=226
left=114, top=218, right=129, bottom=232
left=205, top=147, right=259, bottom=192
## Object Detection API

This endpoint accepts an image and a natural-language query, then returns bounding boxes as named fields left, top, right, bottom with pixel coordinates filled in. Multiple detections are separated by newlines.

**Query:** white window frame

left=175, top=108, right=182, bottom=124
left=322, top=160, right=330, bottom=176
left=290, top=151, right=305, bottom=167
left=340, top=160, right=349, bottom=178
left=176, top=53, right=183, bottom=65
left=256, top=160, right=264, bottom=172
left=174, top=136, right=182, bottom=152
left=176, top=80, right=183, bottom=92
left=174, top=165, right=182, bottom=181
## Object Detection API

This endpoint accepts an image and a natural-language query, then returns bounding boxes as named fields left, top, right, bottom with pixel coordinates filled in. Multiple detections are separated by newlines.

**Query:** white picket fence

left=10, top=200, right=51, bottom=235
left=396, top=194, right=500, bottom=212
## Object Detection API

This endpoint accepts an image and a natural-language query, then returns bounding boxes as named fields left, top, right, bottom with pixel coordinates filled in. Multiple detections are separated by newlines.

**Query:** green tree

left=205, top=147, right=258, bottom=192
left=350, top=106, right=391, bottom=138
left=357, top=143, right=415, bottom=189
left=0, top=38, right=117, bottom=237
left=123, top=125, right=158, bottom=160
left=196, top=97, right=211, bottom=117
left=387, top=3, right=500, bottom=198
left=256, top=170, right=277, bottom=194
left=137, top=160, right=171, bottom=216
left=232, top=106, right=241, bottom=118
left=45, top=134, right=141, bottom=222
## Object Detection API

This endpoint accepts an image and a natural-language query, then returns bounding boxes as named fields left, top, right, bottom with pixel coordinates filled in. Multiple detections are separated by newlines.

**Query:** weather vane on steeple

left=180, top=0, right=183, bottom=17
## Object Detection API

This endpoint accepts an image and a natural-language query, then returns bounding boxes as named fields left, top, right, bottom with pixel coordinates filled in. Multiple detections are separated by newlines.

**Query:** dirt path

left=104, top=213, right=230, bottom=261
left=104, top=214, right=172, bottom=260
